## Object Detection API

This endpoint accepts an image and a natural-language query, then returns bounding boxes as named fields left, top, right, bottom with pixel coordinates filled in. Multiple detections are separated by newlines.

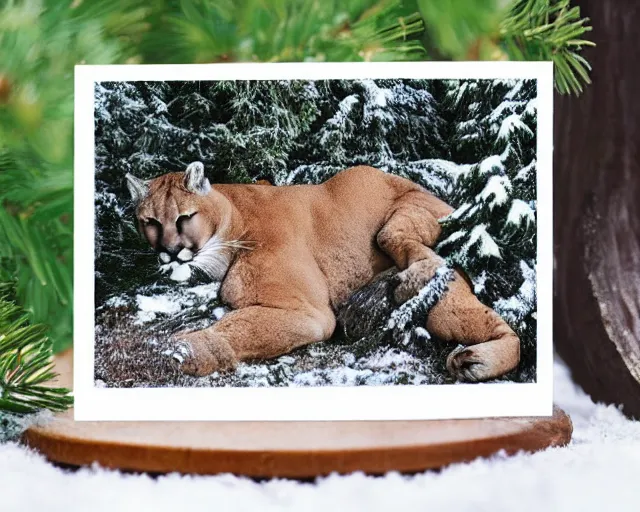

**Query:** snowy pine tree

left=286, top=79, right=446, bottom=184
left=436, top=79, right=538, bottom=378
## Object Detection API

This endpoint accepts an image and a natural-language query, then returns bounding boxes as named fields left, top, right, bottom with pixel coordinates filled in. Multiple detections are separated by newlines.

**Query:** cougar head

left=126, top=161, right=243, bottom=282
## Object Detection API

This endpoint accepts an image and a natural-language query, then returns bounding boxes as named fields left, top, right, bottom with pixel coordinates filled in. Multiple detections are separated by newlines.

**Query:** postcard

left=74, top=61, right=553, bottom=421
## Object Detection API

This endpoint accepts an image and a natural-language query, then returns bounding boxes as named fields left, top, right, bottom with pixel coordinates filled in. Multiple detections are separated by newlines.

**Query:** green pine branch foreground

left=0, top=0, right=592, bottom=418
left=0, top=283, right=72, bottom=430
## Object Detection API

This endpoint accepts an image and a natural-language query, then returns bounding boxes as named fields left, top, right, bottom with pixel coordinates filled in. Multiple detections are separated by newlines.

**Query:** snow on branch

left=496, top=113, right=533, bottom=142
left=475, top=174, right=512, bottom=210
left=464, top=224, right=502, bottom=260
left=386, top=265, right=455, bottom=344
left=506, top=199, right=535, bottom=227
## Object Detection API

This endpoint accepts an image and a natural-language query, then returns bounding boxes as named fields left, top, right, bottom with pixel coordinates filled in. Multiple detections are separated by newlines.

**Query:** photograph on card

left=92, top=77, right=538, bottom=390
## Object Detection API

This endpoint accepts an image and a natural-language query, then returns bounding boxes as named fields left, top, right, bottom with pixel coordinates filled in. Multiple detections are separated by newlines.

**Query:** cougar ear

left=125, top=173, right=149, bottom=203
left=184, top=161, right=211, bottom=195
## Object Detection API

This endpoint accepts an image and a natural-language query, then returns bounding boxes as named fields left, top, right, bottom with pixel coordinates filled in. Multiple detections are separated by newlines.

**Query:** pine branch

left=500, top=0, right=595, bottom=94
left=0, top=282, right=72, bottom=415
left=417, top=0, right=593, bottom=94
left=144, top=0, right=426, bottom=63
left=417, top=0, right=503, bottom=59
left=0, top=0, right=143, bottom=352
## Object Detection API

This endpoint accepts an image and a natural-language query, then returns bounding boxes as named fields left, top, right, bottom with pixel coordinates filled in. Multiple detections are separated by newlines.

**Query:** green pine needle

left=500, top=0, right=595, bottom=94
left=151, top=0, right=426, bottom=63
left=0, top=282, right=72, bottom=415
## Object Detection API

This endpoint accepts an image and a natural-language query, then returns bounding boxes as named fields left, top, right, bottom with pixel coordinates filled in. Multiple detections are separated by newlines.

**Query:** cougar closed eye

left=177, top=212, right=197, bottom=233
left=176, top=212, right=197, bottom=222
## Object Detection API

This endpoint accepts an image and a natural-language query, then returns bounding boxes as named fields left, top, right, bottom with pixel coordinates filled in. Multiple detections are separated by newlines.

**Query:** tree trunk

left=554, top=0, right=640, bottom=418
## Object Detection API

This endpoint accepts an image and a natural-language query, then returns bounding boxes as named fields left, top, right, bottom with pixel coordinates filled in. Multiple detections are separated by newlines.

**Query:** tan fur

left=132, top=165, right=520, bottom=382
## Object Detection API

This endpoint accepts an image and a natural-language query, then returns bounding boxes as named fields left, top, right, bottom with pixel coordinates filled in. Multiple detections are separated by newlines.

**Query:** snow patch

left=439, top=230, right=466, bottom=247
left=479, top=155, right=505, bottom=174
left=497, top=114, right=533, bottom=141
left=170, top=264, right=191, bottom=282
left=105, top=295, right=129, bottom=308
left=464, top=225, right=502, bottom=259
left=403, top=159, right=473, bottom=197
left=504, top=80, right=524, bottom=99
left=506, top=199, right=535, bottom=227
left=129, top=282, right=220, bottom=325
left=519, top=261, right=536, bottom=303
left=515, top=159, right=536, bottom=182
left=476, top=175, right=512, bottom=209
left=493, top=260, right=536, bottom=325
left=213, top=307, right=227, bottom=320
left=135, top=295, right=182, bottom=324
left=333, top=95, right=359, bottom=123
left=473, top=270, right=489, bottom=294
left=414, top=327, right=430, bottom=340
left=525, top=97, right=538, bottom=116
left=188, top=283, right=220, bottom=300
left=387, top=266, right=454, bottom=334
left=361, top=79, right=393, bottom=108
left=488, top=100, right=526, bottom=123
left=361, top=348, right=416, bottom=370
left=457, top=118, right=477, bottom=131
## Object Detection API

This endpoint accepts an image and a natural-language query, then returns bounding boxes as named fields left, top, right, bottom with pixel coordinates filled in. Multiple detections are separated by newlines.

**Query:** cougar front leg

left=173, top=305, right=336, bottom=376
left=377, top=199, right=520, bottom=382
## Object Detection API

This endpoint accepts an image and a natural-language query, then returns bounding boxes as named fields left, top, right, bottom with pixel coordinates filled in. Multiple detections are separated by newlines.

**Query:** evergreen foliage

left=437, top=79, right=537, bottom=375
left=501, top=0, right=595, bottom=94
left=0, top=282, right=72, bottom=416
left=0, top=0, right=591, bottom=356
left=0, top=0, right=144, bottom=353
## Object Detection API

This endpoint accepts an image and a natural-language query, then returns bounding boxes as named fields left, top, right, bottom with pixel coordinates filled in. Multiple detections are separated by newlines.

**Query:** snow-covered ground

left=3, top=358, right=639, bottom=512
left=94, top=274, right=458, bottom=388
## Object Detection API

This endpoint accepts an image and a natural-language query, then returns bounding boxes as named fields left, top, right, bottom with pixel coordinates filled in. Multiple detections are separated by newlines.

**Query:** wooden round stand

left=23, top=351, right=572, bottom=478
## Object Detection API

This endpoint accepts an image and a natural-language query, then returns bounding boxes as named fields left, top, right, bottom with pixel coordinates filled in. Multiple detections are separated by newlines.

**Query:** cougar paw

left=446, top=345, right=491, bottom=383
left=171, top=330, right=237, bottom=377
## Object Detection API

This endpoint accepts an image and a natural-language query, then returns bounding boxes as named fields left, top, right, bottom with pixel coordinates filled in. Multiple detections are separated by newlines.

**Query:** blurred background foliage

left=0, top=0, right=592, bottom=354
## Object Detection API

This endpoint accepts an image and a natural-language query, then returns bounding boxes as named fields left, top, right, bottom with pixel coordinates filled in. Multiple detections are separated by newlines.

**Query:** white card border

left=74, top=61, right=554, bottom=421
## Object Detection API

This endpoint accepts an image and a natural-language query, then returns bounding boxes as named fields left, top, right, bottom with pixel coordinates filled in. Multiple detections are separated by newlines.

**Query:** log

left=554, top=0, right=640, bottom=418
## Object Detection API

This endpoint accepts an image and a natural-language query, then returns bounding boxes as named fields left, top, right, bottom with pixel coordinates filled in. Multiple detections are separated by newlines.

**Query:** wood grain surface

left=23, top=350, right=572, bottom=477
left=554, top=0, right=640, bottom=419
